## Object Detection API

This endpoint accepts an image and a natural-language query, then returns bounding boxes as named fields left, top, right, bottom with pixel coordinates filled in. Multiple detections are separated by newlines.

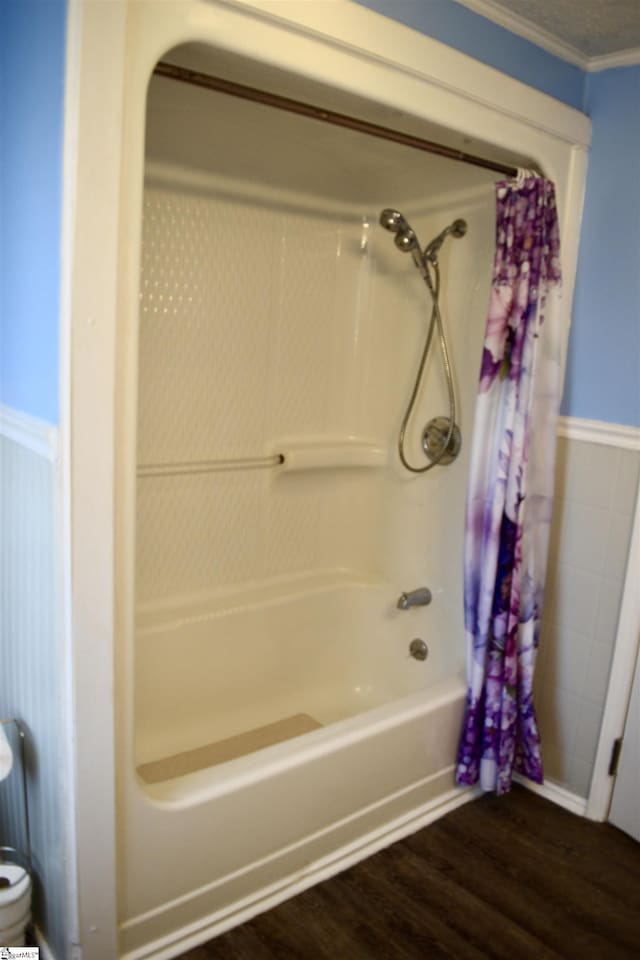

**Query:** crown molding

left=587, top=47, right=640, bottom=72
left=453, top=0, right=640, bottom=73
left=451, top=0, right=588, bottom=69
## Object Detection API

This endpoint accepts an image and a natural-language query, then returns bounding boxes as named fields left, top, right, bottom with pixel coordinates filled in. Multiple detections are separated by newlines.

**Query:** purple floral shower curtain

left=456, top=175, right=563, bottom=795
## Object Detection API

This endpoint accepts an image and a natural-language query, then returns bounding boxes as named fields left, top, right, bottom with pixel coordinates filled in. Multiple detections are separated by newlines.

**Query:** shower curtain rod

left=154, top=61, right=519, bottom=178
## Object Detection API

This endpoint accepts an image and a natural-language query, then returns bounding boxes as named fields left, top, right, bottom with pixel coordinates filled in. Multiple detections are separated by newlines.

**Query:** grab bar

left=137, top=441, right=388, bottom=477
left=137, top=454, right=284, bottom=478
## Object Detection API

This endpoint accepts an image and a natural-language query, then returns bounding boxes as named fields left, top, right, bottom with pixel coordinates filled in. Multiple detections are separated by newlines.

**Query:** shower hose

left=398, top=256, right=457, bottom=473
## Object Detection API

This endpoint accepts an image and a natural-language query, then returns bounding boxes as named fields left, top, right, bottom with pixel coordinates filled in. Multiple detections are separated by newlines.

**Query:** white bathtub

left=121, top=579, right=470, bottom=957
left=135, top=575, right=463, bottom=787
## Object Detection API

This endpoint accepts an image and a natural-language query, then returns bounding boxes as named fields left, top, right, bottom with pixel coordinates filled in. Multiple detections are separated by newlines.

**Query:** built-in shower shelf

left=277, top=439, right=387, bottom=472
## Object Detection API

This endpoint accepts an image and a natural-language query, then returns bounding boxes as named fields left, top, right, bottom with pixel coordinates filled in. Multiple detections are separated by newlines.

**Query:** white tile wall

left=536, top=435, right=640, bottom=799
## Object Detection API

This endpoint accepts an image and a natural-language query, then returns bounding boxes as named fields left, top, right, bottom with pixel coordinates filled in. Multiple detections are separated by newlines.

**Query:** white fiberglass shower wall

left=65, top=2, right=589, bottom=956
left=134, top=67, right=498, bottom=777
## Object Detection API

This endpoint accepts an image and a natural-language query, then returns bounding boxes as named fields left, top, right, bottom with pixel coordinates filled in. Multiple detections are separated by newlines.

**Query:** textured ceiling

left=475, top=0, right=640, bottom=58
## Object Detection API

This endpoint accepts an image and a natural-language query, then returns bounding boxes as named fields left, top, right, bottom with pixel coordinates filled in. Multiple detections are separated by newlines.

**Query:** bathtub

left=121, top=576, right=470, bottom=957
left=135, top=575, right=465, bottom=796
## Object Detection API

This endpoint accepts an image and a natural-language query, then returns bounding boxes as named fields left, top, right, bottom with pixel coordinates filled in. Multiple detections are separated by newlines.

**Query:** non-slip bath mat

left=137, top=712, right=323, bottom=784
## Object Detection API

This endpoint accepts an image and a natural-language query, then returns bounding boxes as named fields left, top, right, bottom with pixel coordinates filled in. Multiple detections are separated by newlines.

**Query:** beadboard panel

left=0, top=434, right=68, bottom=958
left=536, top=434, right=640, bottom=798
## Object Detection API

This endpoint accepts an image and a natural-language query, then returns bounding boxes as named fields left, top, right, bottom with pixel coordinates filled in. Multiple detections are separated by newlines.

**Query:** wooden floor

left=179, top=786, right=640, bottom=960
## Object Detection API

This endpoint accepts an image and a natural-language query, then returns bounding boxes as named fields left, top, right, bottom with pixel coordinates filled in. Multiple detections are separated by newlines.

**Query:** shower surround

left=64, top=1, right=589, bottom=956
left=126, top=71, right=497, bottom=954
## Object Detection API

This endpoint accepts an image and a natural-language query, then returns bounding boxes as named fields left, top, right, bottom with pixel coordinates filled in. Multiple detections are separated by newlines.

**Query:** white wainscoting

left=0, top=406, right=68, bottom=958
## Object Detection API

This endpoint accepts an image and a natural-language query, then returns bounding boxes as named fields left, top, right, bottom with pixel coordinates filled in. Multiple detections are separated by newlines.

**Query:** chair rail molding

left=0, top=405, right=58, bottom=462
left=557, top=415, right=640, bottom=451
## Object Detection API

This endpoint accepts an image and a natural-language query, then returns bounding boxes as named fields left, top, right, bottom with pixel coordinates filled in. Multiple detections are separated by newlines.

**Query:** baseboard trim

left=557, top=415, right=640, bottom=451
left=514, top=774, right=588, bottom=816
left=0, top=405, right=58, bottom=462
left=120, top=782, right=480, bottom=960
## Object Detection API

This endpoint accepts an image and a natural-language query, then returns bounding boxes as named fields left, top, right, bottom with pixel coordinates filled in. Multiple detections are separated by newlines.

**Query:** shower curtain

left=456, top=175, right=563, bottom=796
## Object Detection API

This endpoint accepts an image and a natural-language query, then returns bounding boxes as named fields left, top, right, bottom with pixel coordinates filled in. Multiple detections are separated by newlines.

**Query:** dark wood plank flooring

left=179, top=786, right=640, bottom=960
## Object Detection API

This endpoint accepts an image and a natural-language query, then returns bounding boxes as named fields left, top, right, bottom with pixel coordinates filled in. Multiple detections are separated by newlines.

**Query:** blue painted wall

left=356, top=1, right=640, bottom=428
left=354, top=0, right=585, bottom=109
left=561, top=67, right=640, bottom=427
left=1, top=0, right=67, bottom=423
left=2, top=1, right=638, bottom=428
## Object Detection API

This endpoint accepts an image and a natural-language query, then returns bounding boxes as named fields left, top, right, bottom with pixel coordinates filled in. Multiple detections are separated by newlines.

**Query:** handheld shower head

left=379, top=208, right=406, bottom=232
left=379, top=208, right=420, bottom=253
left=424, top=219, right=468, bottom=263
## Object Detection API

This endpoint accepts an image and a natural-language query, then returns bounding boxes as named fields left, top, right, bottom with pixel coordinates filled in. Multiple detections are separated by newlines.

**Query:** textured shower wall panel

left=137, top=189, right=277, bottom=464
left=137, top=183, right=381, bottom=604
left=263, top=471, right=380, bottom=580
left=270, top=213, right=358, bottom=438
left=0, top=434, right=68, bottom=957
left=362, top=191, right=494, bottom=449
left=371, top=193, right=495, bottom=609
left=137, top=471, right=266, bottom=598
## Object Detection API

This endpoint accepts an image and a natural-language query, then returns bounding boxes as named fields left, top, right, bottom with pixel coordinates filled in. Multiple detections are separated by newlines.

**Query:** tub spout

left=397, top=587, right=432, bottom=609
